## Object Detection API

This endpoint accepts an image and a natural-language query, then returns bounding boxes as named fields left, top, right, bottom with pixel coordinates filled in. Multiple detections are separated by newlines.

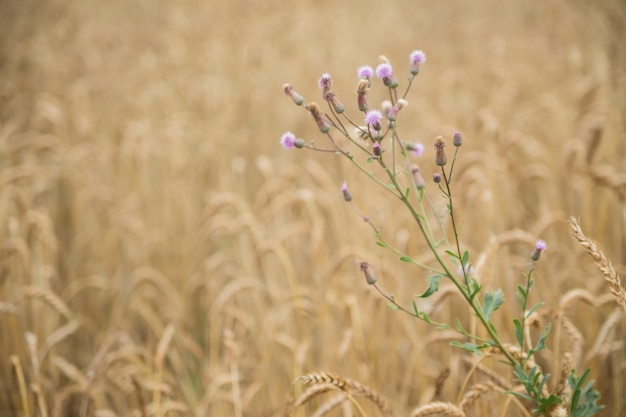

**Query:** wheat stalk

left=569, top=216, right=626, bottom=313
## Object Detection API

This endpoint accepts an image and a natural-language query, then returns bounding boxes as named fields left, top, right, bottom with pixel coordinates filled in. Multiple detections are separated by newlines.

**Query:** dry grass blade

left=569, top=216, right=626, bottom=313
left=52, top=355, right=88, bottom=389
left=410, top=401, right=466, bottom=417
left=11, top=355, right=31, bottom=417
left=288, top=383, right=341, bottom=414
left=294, top=372, right=391, bottom=417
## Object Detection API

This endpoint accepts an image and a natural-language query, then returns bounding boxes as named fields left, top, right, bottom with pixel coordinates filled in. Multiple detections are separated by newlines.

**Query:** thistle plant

left=280, top=51, right=603, bottom=416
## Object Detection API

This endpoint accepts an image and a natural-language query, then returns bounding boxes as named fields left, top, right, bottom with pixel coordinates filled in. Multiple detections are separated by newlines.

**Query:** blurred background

left=1, top=0, right=624, bottom=416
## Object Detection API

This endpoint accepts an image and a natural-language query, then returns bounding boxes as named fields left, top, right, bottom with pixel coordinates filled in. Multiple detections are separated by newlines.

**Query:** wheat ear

left=410, top=402, right=466, bottom=417
left=569, top=216, right=626, bottom=313
left=294, top=372, right=391, bottom=417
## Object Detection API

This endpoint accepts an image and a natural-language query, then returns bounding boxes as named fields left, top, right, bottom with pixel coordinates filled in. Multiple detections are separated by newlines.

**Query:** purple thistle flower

left=530, top=239, right=548, bottom=261
left=280, top=132, right=297, bottom=149
left=410, top=50, right=426, bottom=64
left=364, top=110, right=382, bottom=126
left=409, top=50, right=426, bottom=75
left=406, top=142, right=425, bottom=157
left=375, top=63, right=393, bottom=79
left=318, top=73, right=332, bottom=90
left=358, top=65, right=374, bottom=79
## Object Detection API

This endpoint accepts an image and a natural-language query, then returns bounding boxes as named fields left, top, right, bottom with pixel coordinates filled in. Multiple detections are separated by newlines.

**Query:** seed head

left=306, top=102, right=332, bottom=133
left=357, top=79, right=370, bottom=112
left=434, top=136, right=448, bottom=166
left=283, top=84, right=304, bottom=106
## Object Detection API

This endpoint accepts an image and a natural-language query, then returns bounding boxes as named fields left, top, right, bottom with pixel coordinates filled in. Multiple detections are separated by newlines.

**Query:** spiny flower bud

left=306, top=102, right=332, bottom=133
left=530, top=239, right=548, bottom=261
left=357, top=79, right=370, bottom=112
left=341, top=181, right=352, bottom=202
left=453, top=131, right=463, bottom=147
left=433, top=172, right=442, bottom=184
left=283, top=84, right=304, bottom=106
left=360, top=261, right=377, bottom=285
left=325, top=91, right=345, bottom=114
left=434, top=136, right=448, bottom=166
left=411, top=165, right=426, bottom=189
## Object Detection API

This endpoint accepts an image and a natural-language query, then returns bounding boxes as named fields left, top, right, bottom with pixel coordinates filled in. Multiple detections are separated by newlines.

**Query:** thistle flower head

left=364, top=110, right=383, bottom=131
left=409, top=50, right=426, bottom=75
left=531, top=239, right=548, bottom=261
left=453, top=131, right=463, bottom=147
left=280, top=132, right=296, bottom=149
left=406, top=142, right=425, bottom=157
left=434, top=136, right=448, bottom=166
left=358, top=65, right=374, bottom=79
left=375, top=63, right=393, bottom=79
left=318, top=73, right=333, bottom=90
left=372, top=142, right=382, bottom=156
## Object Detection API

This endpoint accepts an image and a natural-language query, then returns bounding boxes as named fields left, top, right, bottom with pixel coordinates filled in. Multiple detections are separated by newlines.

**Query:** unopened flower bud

left=306, top=102, right=332, bottom=133
left=453, top=131, right=463, bottom=147
left=283, top=84, right=304, bottom=106
left=372, top=142, right=382, bottom=157
left=434, top=136, right=448, bottom=166
left=530, top=240, right=548, bottom=261
left=325, top=91, right=345, bottom=114
left=411, top=165, right=426, bottom=189
left=433, top=172, right=442, bottom=184
left=360, top=261, right=377, bottom=285
left=341, top=181, right=352, bottom=202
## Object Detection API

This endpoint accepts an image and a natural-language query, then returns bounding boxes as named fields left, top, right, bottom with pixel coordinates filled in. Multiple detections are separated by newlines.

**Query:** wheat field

left=1, top=0, right=625, bottom=416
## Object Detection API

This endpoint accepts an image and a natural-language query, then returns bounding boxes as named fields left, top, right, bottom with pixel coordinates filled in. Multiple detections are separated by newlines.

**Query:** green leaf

left=513, top=318, right=524, bottom=346
left=386, top=302, right=400, bottom=311
left=450, top=341, right=483, bottom=355
left=530, top=323, right=551, bottom=355
left=454, top=319, right=467, bottom=334
left=418, top=274, right=443, bottom=298
left=461, top=250, right=469, bottom=266
left=399, top=256, right=413, bottom=262
left=482, top=289, right=504, bottom=322
left=375, top=241, right=386, bottom=247
left=444, top=250, right=459, bottom=260
left=537, top=394, right=563, bottom=413
left=525, top=302, right=545, bottom=319
left=405, top=187, right=410, bottom=198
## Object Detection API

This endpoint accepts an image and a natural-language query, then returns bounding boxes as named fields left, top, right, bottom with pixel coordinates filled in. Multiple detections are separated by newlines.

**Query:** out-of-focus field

left=1, top=0, right=625, bottom=416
